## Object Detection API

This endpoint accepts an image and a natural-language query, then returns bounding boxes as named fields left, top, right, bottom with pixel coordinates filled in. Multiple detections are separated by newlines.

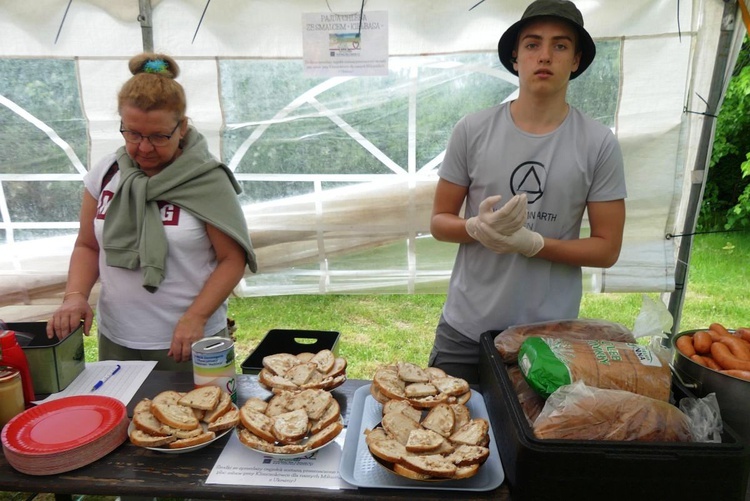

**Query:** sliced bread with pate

left=239, top=407, right=276, bottom=443
left=178, top=385, right=221, bottom=411
left=405, top=428, right=446, bottom=453
left=129, top=428, right=177, bottom=448
left=381, top=411, right=421, bottom=446
left=168, top=430, right=216, bottom=449
left=203, top=390, right=233, bottom=423
left=397, top=362, right=430, bottom=383
left=207, top=408, right=240, bottom=432
left=151, top=402, right=201, bottom=431
left=262, top=353, right=300, bottom=376
left=309, top=349, right=335, bottom=373
left=306, top=420, right=343, bottom=449
left=420, top=403, right=455, bottom=438
left=272, top=409, right=309, bottom=444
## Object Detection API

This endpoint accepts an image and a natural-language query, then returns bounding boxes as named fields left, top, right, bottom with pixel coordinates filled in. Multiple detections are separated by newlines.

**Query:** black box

left=241, top=329, right=340, bottom=374
left=478, top=330, right=750, bottom=501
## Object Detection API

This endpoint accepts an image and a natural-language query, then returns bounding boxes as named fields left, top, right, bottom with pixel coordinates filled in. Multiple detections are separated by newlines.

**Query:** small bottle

left=0, top=330, right=35, bottom=407
left=0, top=366, right=25, bottom=427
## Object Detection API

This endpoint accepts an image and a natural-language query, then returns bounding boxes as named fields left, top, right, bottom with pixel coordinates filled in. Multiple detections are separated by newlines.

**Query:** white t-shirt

left=84, top=153, right=228, bottom=350
left=439, top=102, right=627, bottom=342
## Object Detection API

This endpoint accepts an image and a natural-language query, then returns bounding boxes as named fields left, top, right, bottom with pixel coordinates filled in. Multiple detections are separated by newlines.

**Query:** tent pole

left=138, top=0, right=154, bottom=52
left=666, top=0, right=737, bottom=336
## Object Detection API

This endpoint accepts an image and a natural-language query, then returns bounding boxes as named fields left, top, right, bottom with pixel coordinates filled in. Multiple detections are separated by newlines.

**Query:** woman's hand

left=169, top=315, right=207, bottom=363
left=46, top=293, right=94, bottom=340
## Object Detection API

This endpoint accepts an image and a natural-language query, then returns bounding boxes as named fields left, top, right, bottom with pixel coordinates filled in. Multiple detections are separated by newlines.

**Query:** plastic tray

left=339, top=384, right=505, bottom=492
left=240, top=329, right=340, bottom=374
left=478, top=330, right=750, bottom=501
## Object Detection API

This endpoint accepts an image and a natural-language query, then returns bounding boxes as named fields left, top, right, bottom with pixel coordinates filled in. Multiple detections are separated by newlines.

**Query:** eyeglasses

left=119, top=121, right=181, bottom=147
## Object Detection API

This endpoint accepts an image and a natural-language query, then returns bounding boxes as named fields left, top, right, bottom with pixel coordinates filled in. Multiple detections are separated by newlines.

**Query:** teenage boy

left=429, top=0, right=627, bottom=383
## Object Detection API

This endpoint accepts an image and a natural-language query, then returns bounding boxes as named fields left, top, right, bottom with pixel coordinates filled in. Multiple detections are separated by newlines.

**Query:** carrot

left=675, top=335, right=695, bottom=358
left=710, top=342, right=750, bottom=371
left=719, top=369, right=750, bottom=382
left=692, top=330, right=713, bottom=354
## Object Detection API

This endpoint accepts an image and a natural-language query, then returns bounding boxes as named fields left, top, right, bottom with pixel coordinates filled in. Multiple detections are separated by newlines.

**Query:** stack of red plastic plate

left=1, top=395, right=128, bottom=475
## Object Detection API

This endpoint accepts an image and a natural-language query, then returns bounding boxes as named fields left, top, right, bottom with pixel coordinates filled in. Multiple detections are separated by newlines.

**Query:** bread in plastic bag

left=507, top=364, right=545, bottom=425
left=494, top=318, right=635, bottom=364
left=533, top=381, right=693, bottom=442
left=518, top=336, right=671, bottom=401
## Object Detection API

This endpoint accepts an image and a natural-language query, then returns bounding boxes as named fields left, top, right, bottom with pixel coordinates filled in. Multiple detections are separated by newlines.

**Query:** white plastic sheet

left=0, top=0, right=746, bottom=320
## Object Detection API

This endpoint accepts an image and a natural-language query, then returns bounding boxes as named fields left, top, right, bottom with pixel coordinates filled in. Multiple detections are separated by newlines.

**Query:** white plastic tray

left=339, top=384, right=505, bottom=491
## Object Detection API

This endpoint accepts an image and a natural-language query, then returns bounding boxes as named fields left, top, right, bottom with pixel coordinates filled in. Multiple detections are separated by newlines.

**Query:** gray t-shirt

left=438, top=102, right=627, bottom=342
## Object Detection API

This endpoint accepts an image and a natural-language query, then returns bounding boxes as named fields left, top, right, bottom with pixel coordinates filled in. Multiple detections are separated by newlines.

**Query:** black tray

left=240, top=329, right=340, bottom=374
left=478, top=330, right=750, bottom=501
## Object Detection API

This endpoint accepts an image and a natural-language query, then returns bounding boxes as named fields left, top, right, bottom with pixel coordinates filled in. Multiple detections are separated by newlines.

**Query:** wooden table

left=0, top=371, right=511, bottom=500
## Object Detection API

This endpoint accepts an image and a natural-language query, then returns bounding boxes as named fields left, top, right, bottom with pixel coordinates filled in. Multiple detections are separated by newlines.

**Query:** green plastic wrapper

left=518, top=336, right=572, bottom=398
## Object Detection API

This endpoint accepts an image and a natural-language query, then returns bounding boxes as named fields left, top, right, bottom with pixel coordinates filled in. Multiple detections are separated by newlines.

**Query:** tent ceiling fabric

left=0, top=0, right=746, bottom=321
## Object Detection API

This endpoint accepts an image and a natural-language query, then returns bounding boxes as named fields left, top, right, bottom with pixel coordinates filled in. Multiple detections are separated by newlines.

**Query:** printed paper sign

left=302, top=11, right=389, bottom=77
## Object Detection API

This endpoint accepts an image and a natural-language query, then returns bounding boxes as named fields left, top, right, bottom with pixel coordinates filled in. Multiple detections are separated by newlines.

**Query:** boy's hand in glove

left=465, top=193, right=544, bottom=257
left=470, top=225, right=545, bottom=257
left=465, top=193, right=528, bottom=237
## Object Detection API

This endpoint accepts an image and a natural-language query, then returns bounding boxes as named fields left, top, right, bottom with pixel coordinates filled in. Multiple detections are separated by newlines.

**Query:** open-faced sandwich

left=236, top=387, right=343, bottom=455
left=365, top=396, right=491, bottom=481
left=129, top=386, right=239, bottom=450
left=257, top=349, right=347, bottom=392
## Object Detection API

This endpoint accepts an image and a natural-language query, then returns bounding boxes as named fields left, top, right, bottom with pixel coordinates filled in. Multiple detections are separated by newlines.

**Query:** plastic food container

left=478, top=330, right=750, bottom=501
left=240, top=329, right=340, bottom=374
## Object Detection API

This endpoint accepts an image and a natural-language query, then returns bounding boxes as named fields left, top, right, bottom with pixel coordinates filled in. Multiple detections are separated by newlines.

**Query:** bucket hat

left=497, top=0, right=595, bottom=80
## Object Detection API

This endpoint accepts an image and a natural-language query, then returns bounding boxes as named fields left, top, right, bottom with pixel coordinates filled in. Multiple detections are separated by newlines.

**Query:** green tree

left=699, top=35, right=750, bottom=231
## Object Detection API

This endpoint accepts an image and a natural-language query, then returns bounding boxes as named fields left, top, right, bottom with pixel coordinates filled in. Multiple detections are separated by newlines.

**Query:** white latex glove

left=467, top=220, right=545, bottom=257
left=466, top=193, right=528, bottom=237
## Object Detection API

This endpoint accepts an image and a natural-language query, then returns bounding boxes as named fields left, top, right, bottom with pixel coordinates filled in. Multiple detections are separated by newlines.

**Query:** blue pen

left=91, top=364, right=122, bottom=391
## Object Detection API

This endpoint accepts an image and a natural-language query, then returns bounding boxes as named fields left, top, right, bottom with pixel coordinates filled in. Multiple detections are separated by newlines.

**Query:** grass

left=77, top=232, right=750, bottom=380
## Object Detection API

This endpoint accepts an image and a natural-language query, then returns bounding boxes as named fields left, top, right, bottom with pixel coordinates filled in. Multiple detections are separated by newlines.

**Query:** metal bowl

left=672, top=329, right=750, bottom=443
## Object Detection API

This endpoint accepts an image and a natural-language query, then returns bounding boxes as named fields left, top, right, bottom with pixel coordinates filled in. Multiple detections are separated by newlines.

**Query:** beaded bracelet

left=63, top=291, right=86, bottom=299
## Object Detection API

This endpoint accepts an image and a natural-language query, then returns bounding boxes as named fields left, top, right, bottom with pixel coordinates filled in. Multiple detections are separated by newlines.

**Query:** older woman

left=47, top=52, right=256, bottom=370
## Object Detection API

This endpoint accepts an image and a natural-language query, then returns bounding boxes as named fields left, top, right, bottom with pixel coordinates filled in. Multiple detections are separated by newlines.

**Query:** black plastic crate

left=241, top=329, right=340, bottom=374
left=478, top=330, right=750, bottom=501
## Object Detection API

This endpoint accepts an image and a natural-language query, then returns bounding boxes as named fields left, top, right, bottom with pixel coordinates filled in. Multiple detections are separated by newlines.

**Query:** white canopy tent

left=0, top=0, right=747, bottom=331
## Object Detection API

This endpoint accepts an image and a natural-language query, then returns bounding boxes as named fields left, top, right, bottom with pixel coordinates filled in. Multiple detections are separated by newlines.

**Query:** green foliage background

left=699, top=36, right=750, bottom=231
